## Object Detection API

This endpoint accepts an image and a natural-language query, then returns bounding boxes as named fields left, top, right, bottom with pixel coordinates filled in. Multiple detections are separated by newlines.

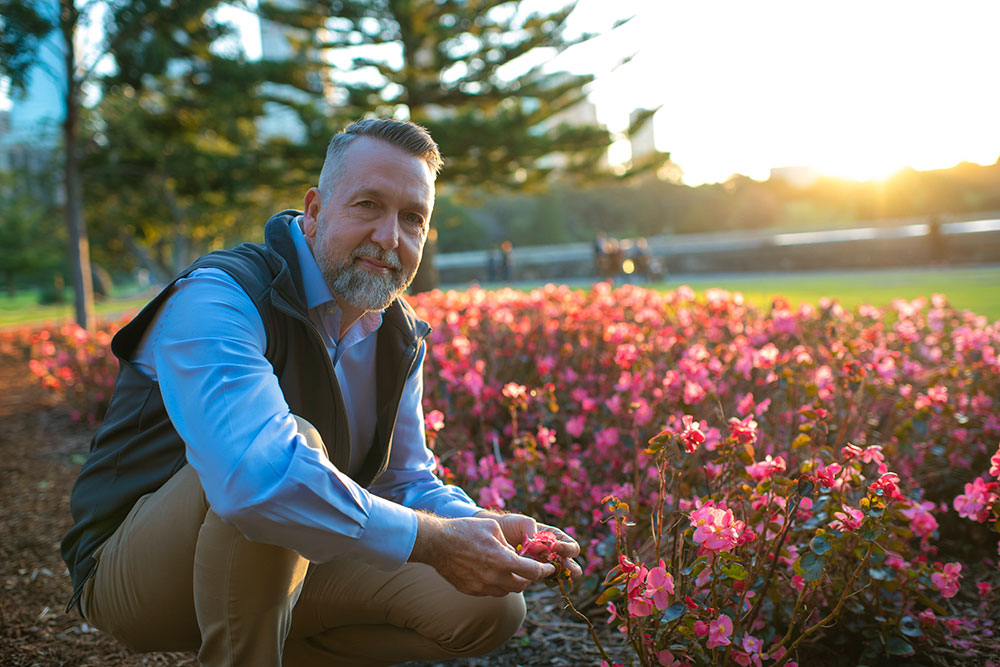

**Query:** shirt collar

left=290, top=217, right=384, bottom=337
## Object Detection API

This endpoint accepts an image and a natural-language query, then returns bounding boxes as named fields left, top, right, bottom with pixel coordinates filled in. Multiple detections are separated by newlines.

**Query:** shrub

left=409, top=284, right=1000, bottom=665
left=16, top=283, right=1000, bottom=664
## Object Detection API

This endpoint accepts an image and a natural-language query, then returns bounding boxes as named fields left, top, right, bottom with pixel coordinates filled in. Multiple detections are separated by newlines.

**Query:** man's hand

left=409, top=513, right=556, bottom=597
left=476, top=511, right=584, bottom=580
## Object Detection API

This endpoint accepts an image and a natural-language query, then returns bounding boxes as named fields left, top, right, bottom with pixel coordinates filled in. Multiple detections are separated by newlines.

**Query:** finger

left=552, top=539, right=580, bottom=559
left=563, top=558, right=584, bottom=579
left=509, top=554, right=556, bottom=580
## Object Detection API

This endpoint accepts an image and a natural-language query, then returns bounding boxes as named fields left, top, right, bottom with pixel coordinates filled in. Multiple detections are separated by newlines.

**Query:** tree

left=262, top=0, right=662, bottom=289
left=0, top=0, right=248, bottom=329
left=0, top=168, right=63, bottom=296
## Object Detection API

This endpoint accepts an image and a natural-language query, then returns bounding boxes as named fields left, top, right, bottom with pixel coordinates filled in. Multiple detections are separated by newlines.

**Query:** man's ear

left=302, top=187, right=322, bottom=239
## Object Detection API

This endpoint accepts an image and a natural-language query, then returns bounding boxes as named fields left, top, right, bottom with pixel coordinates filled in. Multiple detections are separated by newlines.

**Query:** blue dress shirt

left=130, top=219, right=480, bottom=570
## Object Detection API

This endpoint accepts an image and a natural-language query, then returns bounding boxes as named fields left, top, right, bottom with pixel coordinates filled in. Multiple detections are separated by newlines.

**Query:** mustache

left=352, top=244, right=402, bottom=270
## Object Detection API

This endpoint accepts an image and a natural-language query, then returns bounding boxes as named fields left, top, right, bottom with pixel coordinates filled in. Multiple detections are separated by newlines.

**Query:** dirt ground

left=0, top=353, right=609, bottom=666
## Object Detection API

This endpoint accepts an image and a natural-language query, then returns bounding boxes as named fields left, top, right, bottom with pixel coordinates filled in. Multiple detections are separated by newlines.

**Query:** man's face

left=302, top=137, right=435, bottom=313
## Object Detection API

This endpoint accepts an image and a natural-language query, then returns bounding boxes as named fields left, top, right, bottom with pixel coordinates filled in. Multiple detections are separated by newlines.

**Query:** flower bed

left=410, top=284, right=1000, bottom=666
left=13, top=283, right=1000, bottom=665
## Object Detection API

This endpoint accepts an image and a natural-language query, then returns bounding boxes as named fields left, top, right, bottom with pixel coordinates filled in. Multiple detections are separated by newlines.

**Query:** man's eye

left=358, top=200, right=376, bottom=208
left=405, top=212, right=425, bottom=226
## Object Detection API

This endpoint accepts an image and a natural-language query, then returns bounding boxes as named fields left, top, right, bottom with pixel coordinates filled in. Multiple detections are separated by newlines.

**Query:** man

left=61, top=118, right=581, bottom=666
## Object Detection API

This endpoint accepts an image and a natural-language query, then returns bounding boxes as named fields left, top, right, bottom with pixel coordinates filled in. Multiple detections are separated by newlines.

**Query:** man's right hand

left=409, top=513, right=556, bottom=597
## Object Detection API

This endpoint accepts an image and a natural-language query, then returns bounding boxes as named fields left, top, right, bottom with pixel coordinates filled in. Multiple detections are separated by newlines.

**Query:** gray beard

left=321, top=244, right=413, bottom=312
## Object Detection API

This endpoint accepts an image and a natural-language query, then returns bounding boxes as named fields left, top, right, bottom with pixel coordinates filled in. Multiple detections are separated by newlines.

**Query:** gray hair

left=317, top=118, right=443, bottom=202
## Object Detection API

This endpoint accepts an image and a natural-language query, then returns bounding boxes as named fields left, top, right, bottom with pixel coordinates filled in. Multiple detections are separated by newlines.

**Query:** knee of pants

left=438, top=592, right=527, bottom=657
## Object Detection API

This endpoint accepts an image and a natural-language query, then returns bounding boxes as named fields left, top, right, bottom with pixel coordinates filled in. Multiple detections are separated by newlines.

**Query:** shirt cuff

left=435, top=499, right=484, bottom=519
left=358, top=494, right=419, bottom=570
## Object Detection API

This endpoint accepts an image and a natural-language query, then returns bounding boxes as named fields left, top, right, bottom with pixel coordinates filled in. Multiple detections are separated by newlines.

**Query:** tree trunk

left=61, top=0, right=94, bottom=332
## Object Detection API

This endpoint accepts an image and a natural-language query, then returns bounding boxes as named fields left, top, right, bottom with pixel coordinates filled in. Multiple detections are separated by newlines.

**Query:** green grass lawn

left=0, top=289, right=150, bottom=329
left=3, top=265, right=998, bottom=329
left=661, top=265, right=1000, bottom=322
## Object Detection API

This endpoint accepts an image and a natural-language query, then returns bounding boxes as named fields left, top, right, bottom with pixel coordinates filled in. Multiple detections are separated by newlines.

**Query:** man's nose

left=370, top=212, right=399, bottom=250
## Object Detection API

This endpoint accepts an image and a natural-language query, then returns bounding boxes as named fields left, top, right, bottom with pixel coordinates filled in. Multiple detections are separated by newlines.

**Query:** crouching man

left=62, top=118, right=580, bottom=666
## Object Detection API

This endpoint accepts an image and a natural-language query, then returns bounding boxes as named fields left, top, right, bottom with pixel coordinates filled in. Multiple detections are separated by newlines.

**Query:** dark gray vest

left=61, top=211, right=430, bottom=612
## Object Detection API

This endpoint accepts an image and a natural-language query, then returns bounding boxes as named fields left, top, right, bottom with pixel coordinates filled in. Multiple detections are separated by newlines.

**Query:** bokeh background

left=2, top=0, right=998, bottom=328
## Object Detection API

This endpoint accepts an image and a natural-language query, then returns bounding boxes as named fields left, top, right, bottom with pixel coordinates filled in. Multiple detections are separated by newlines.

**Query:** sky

left=5, top=0, right=1000, bottom=186
left=558, top=0, right=1000, bottom=184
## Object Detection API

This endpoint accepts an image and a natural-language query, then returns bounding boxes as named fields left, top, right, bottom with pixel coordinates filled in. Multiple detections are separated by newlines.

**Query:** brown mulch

left=0, top=353, right=614, bottom=666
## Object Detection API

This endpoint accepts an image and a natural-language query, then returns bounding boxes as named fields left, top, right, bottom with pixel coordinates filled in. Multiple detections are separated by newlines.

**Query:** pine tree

left=260, top=0, right=661, bottom=289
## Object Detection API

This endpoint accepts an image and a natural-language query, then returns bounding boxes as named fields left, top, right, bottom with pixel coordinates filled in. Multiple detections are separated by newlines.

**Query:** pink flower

left=694, top=620, right=709, bottom=637
left=501, top=382, right=528, bottom=401
left=830, top=506, right=864, bottom=532
left=815, top=462, right=842, bottom=489
left=566, top=415, right=586, bottom=438
left=728, top=415, right=758, bottom=445
left=990, top=443, right=1000, bottom=478
left=690, top=506, right=741, bottom=552
left=626, top=565, right=654, bottom=617
left=931, top=562, right=962, bottom=598
left=707, top=614, right=733, bottom=649
left=900, top=501, right=938, bottom=539
left=518, top=530, right=560, bottom=563
left=869, top=472, right=903, bottom=501
left=953, top=477, right=999, bottom=522
left=424, top=409, right=445, bottom=432
left=645, top=563, right=675, bottom=610
left=679, top=415, right=707, bottom=453
left=977, top=582, right=991, bottom=599
left=657, top=649, right=684, bottom=667
left=745, top=455, right=786, bottom=482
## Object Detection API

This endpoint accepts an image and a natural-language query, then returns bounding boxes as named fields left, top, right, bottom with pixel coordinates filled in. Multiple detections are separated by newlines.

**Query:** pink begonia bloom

left=900, top=501, right=938, bottom=539
left=690, top=506, right=741, bottom=552
left=501, top=382, right=528, bottom=401
left=728, top=415, right=758, bottom=445
left=953, top=477, right=1000, bottom=522
left=614, top=343, right=639, bottom=369
left=683, top=380, right=706, bottom=405
left=918, top=609, right=936, bottom=625
left=518, top=530, right=560, bottom=563
left=693, top=620, right=709, bottom=637
left=790, top=575, right=805, bottom=592
left=990, top=444, right=1000, bottom=478
left=606, top=601, right=621, bottom=625
left=657, top=649, right=684, bottom=667
left=626, top=565, right=654, bottom=617
left=600, top=661, right=624, bottom=667
left=931, top=562, right=962, bottom=598
left=679, top=415, right=707, bottom=453
left=566, top=415, right=586, bottom=438
left=645, top=564, right=675, bottom=610
left=830, top=506, right=864, bottom=532
left=424, top=409, right=445, bottom=432
left=815, top=462, right=842, bottom=489
left=978, top=582, right=991, bottom=599
left=745, top=455, right=786, bottom=482
left=869, top=472, right=903, bottom=500
left=478, top=476, right=515, bottom=509
left=707, top=614, right=734, bottom=649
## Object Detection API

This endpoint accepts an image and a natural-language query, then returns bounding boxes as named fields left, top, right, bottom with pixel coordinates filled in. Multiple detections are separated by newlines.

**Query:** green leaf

left=661, top=603, right=686, bottom=622
left=885, top=636, right=914, bottom=656
left=810, top=535, right=832, bottom=556
left=794, top=552, right=825, bottom=582
left=595, top=586, right=621, bottom=606
left=899, top=615, right=923, bottom=638
left=722, top=563, right=748, bottom=581
left=792, top=433, right=811, bottom=449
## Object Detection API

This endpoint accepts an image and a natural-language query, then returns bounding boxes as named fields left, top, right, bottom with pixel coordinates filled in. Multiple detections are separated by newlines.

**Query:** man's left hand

left=475, top=511, right=583, bottom=580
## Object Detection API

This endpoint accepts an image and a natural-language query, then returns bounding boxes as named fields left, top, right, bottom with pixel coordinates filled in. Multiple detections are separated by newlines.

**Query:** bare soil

left=0, top=354, right=607, bottom=666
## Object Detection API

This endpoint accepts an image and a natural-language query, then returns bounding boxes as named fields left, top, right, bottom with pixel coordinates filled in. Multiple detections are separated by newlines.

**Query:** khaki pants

left=80, top=418, right=525, bottom=666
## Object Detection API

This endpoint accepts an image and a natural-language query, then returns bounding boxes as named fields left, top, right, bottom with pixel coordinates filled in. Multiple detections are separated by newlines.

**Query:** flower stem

left=558, top=576, right=614, bottom=665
